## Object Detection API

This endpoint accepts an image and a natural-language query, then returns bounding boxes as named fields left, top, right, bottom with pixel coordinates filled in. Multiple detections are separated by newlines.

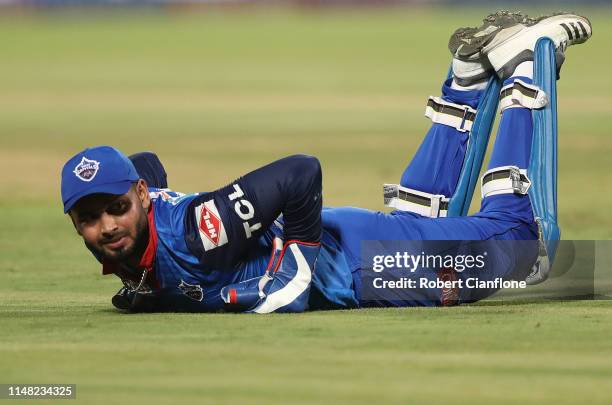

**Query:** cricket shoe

left=449, top=11, right=592, bottom=79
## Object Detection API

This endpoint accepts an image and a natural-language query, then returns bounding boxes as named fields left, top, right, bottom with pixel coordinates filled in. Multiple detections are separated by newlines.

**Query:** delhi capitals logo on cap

left=73, top=157, right=101, bottom=182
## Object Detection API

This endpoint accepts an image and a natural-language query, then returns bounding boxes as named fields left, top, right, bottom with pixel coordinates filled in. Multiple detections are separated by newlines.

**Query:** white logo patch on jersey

left=149, top=189, right=185, bottom=205
left=195, top=200, right=228, bottom=251
left=178, top=280, right=204, bottom=302
left=73, top=157, right=100, bottom=182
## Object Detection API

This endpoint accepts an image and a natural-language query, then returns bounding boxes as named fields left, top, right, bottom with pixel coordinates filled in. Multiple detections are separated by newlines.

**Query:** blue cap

left=61, top=146, right=140, bottom=213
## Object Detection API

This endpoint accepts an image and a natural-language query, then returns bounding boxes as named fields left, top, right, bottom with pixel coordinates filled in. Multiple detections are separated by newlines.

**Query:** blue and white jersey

left=109, top=182, right=358, bottom=312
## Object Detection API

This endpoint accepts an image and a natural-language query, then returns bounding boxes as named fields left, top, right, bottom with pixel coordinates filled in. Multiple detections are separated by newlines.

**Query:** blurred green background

left=1, top=7, right=610, bottom=236
left=1, top=5, right=611, bottom=404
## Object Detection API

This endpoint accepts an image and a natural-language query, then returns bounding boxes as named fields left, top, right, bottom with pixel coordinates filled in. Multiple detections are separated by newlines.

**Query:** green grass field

left=1, top=7, right=611, bottom=404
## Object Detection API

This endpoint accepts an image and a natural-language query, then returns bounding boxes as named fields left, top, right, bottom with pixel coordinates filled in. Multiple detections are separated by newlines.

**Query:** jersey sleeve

left=183, top=155, right=323, bottom=270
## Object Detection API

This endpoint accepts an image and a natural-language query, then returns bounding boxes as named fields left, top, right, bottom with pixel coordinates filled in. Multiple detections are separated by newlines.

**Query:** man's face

left=69, top=180, right=150, bottom=263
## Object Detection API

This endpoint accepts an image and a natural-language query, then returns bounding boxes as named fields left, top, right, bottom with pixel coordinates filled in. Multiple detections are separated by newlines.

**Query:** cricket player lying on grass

left=61, top=12, right=591, bottom=313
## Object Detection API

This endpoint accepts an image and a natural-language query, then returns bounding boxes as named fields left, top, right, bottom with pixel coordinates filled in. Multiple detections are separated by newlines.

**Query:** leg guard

left=526, top=38, right=561, bottom=284
left=447, top=74, right=501, bottom=216
left=385, top=69, right=501, bottom=218
left=477, top=38, right=560, bottom=284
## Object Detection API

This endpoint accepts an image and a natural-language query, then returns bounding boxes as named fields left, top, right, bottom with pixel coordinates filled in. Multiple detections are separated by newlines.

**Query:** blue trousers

left=321, top=77, right=540, bottom=306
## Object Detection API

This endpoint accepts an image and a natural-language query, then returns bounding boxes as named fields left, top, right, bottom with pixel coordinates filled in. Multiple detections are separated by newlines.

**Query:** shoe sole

left=449, top=11, right=591, bottom=61
left=449, top=11, right=532, bottom=60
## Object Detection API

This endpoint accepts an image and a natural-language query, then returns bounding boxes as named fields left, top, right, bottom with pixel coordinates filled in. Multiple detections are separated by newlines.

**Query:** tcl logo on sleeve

left=195, top=200, right=228, bottom=251
left=228, top=184, right=261, bottom=239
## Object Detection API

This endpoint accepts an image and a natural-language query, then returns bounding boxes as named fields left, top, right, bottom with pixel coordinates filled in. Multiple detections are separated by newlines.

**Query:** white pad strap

left=499, top=79, right=548, bottom=112
left=384, top=184, right=449, bottom=218
left=425, top=96, right=477, bottom=133
left=481, top=166, right=531, bottom=198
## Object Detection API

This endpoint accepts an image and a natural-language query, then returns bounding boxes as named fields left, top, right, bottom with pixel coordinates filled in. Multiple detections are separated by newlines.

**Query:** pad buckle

left=425, top=96, right=477, bottom=133
left=510, top=167, right=530, bottom=195
left=499, top=79, right=548, bottom=112
left=481, top=166, right=531, bottom=198
left=384, top=183, right=449, bottom=218
left=459, top=105, right=472, bottom=132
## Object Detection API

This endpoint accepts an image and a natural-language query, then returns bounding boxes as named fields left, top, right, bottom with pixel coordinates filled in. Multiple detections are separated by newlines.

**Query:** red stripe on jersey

left=139, top=204, right=158, bottom=270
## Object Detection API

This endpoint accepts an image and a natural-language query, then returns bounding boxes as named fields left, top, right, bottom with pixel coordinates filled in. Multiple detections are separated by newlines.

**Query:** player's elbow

left=287, top=154, right=322, bottom=179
